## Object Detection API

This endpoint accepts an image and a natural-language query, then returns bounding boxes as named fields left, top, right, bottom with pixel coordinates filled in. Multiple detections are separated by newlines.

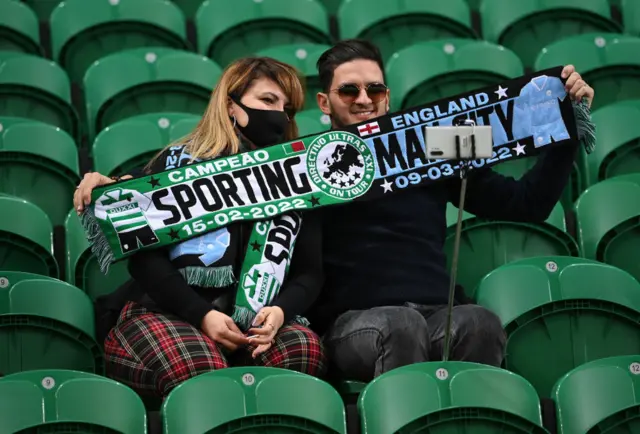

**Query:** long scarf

left=82, top=67, right=596, bottom=285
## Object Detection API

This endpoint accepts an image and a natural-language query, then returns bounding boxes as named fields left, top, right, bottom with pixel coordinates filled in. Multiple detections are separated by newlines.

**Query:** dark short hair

left=316, top=39, right=386, bottom=92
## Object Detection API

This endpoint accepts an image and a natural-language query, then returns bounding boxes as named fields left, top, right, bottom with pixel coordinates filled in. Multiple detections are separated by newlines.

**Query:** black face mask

left=232, top=97, right=289, bottom=148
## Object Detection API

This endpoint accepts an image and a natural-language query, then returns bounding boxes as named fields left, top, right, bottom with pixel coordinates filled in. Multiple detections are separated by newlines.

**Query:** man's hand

left=561, top=65, right=595, bottom=109
left=73, top=172, right=132, bottom=214
left=201, top=310, right=250, bottom=351
left=247, top=306, right=285, bottom=358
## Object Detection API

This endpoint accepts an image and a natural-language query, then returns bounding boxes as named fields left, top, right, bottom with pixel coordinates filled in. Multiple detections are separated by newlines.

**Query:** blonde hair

left=147, top=57, right=305, bottom=171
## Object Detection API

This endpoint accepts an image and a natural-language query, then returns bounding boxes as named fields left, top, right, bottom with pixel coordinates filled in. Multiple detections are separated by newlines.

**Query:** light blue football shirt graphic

left=514, top=75, right=570, bottom=147
left=168, top=227, right=231, bottom=266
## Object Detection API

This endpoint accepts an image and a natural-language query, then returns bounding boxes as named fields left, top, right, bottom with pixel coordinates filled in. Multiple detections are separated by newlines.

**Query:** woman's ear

left=227, top=97, right=235, bottom=118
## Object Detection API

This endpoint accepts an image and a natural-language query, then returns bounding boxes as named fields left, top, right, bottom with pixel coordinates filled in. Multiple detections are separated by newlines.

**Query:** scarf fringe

left=232, top=306, right=310, bottom=332
left=572, top=100, right=596, bottom=154
left=179, top=266, right=235, bottom=288
left=80, top=209, right=114, bottom=274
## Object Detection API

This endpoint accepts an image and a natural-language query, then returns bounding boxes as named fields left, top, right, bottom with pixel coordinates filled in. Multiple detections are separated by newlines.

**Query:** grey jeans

left=323, top=304, right=506, bottom=382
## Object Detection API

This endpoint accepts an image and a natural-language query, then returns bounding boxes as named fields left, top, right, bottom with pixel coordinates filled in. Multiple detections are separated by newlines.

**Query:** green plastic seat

left=338, top=0, right=475, bottom=62
left=320, top=0, right=342, bottom=15
left=22, top=0, right=63, bottom=22
left=0, top=0, right=40, bottom=55
left=476, top=256, right=640, bottom=398
left=386, top=39, right=524, bottom=111
left=50, top=0, right=188, bottom=83
left=622, top=0, right=640, bottom=36
left=65, top=210, right=130, bottom=300
left=0, top=195, right=57, bottom=277
left=256, top=43, right=330, bottom=110
left=535, top=33, right=640, bottom=111
left=297, top=109, right=331, bottom=137
left=575, top=175, right=640, bottom=282
left=196, top=0, right=331, bottom=67
left=92, top=112, right=200, bottom=176
left=173, top=0, right=205, bottom=19
left=552, top=355, right=640, bottom=433
left=162, top=367, right=347, bottom=433
left=0, top=369, right=146, bottom=434
left=482, top=0, right=620, bottom=69
left=585, top=100, right=640, bottom=188
left=492, top=145, right=588, bottom=210
left=83, top=47, right=220, bottom=140
left=0, top=117, right=79, bottom=227
left=444, top=202, right=578, bottom=299
left=0, top=52, right=79, bottom=141
left=358, top=361, right=548, bottom=434
left=0, top=274, right=103, bottom=375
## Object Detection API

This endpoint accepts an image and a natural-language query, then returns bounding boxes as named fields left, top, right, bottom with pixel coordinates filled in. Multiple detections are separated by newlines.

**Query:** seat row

left=3, top=0, right=639, bottom=79
left=1, top=32, right=639, bottom=143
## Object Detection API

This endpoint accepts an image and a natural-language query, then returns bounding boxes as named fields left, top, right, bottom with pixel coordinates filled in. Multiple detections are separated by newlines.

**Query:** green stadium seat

left=0, top=369, right=146, bottom=434
left=358, top=362, right=548, bottom=434
left=162, top=367, right=347, bottom=433
left=0, top=273, right=103, bottom=375
left=386, top=39, right=524, bottom=111
left=92, top=112, right=200, bottom=176
left=0, top=195, right=57, bottom=277
left=296, top=109, right=331, bottom=137
left=83, top=47, right=220, bottom=140
left=476, top=256, right=640, bottom=398
left=338, top=0, right=475, bottom=62
left=482, top=0, right=620, bottom=69
left=320, top=0, right=342, bottom=15
left=444, top=202, right=578, bottom=299
left=535, top=33, right=640, bottom=111
left=0, top=0, right=40, bottom=55
left=196, top=0, right=331, bottom=67
left=50, top=0, right=189, bottom=83
left=173, top=0, right=205, bottom=19
left=65, top=210, right=130, bottom=300
left=575, top=174, right=640, bottom=282
left=256, top=43, right=330, bottom=110
left=0, top=117, right=79, bottom=227
left=622, top=0, right=640, bottom=36
left=0, top=52, right=79, bottom=141
left=22, top=0, right=62, bottom=22
left=492, top=145, right=588, bottom=210
left=552, top=355, right=640, bottom=433
left=465, top=0, right=482, bottom=11
left=585, top=100, right=640, bottom=188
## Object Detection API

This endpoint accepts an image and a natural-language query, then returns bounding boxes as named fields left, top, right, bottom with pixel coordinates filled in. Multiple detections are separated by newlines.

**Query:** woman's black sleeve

left=127, top=249, right=214, bottom=328
left=270, top=211, right=324, bottom=323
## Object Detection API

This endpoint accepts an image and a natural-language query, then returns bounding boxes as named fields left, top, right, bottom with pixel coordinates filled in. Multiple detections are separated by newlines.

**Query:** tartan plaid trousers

left=104, top=301, right=327, bottom=397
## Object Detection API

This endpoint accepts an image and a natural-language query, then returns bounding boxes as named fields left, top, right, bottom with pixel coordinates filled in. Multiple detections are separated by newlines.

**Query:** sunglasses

left=331, top=83, right=388, bottom=104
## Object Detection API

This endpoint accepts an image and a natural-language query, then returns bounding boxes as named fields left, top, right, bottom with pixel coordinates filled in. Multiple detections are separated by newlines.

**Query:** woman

left=86, top=57, right=326, bottom=399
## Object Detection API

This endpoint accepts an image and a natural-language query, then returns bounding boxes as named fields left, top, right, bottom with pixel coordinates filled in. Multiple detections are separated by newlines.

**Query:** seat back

left=386, top=39, right=523, bottom=110
left=623, top=0, right=640, bottom=36
left=162, top=367, right=346, bottom=434
left=482, top=0, right=620, bottom=69
left=0, top=369, right=146, bottom=434
left=358, top=361, right=547, bottom=434
left=535, top=33, right=640, bottom=111
left=83, top=47, right=221, bottom=139
left=0, top=52, right=79, bottom=140
left=0, top=275, right=103, bottom=375
left=339, top=0, right=475, bottom=62
left=0, top=0, right=40, bottom=55
left=196, top=0, right=331, bottom=66
left=553, top=355, right=640, bottom=433
left=297, top=109, right=331, bottom=137
left=445, top=202, right=578, bottom=298
left=477, top=256, right=640, bottom=397
left=50, top=0, right=188, bottom=82
left=0, top=195, right=57, bottom=277
left=0, top=116, right=79, bottom=226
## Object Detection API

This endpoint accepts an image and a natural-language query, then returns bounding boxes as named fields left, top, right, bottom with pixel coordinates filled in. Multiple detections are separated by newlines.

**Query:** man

left=74, top=40, right=595, bottom=382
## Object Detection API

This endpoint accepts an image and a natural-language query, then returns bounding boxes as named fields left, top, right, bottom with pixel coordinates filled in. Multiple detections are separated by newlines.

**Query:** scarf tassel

left=81, top=209, right=114, bottom=274
left=572, top=100, right=596, bottom=154
left=179, top=266, right=235, bottom=288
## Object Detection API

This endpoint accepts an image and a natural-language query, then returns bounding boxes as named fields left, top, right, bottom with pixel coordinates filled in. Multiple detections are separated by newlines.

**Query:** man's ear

left=316, top=92, right=331, bottom=115
left=385, top=89, right=391, bottom=113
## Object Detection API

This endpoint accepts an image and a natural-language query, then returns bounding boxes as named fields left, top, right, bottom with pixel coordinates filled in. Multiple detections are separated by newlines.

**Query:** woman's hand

left=201, top=310, right=250, bottom=351
left=562, top=64, right=595, bottom=109
left=247, top=306, right=285, bottom=358
left=73, top=172, right=133, bottom=215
